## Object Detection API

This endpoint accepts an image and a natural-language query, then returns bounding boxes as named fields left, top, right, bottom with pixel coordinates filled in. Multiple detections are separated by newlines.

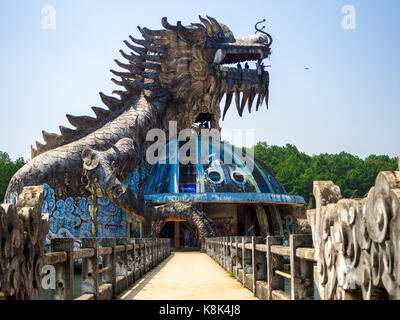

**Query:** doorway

left=159, top=218, right=199, bottom=249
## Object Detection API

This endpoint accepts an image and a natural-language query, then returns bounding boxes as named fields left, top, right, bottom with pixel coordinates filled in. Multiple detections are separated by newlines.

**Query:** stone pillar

left=174, top=221, right=180, bottom=248
left=252, top=236, right=266, bottom=296
left=101, top=238, right=117, bottom=299
left=51, top=238, right=74, bottom=300
left=266, top=236, right=284, bottom=300
left=81, top=238, right=99, bottom=299
left=290, top=234, right=314, bottom=300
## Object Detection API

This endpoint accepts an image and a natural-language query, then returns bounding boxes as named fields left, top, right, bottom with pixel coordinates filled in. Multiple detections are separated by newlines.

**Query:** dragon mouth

left=213, top=46, right=270, bottom=120
left=214, top=47, right=267, bottom=64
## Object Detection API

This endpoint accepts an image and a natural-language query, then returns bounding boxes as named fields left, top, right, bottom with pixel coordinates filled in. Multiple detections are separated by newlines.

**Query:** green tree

left=0, top=151, right=26, bottom=202
left=253, top=142, right=397, bottom=204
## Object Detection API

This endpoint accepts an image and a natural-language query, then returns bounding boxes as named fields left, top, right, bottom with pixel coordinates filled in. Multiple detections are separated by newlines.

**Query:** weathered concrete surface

left=118, top=252, right=258, bottom=300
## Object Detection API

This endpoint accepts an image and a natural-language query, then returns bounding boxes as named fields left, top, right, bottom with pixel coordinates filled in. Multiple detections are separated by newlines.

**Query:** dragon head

left=112, top=15, right=272, bottom=131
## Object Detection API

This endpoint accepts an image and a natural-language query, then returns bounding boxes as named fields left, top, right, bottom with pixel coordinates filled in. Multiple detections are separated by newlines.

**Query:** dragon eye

left=231, top=170, right=246, bottom=185
left=206, top=169, right=224, bottom=184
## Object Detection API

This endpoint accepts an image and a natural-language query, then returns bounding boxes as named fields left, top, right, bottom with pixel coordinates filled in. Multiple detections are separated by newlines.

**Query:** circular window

left=206, top=169, right=224, bottom=185
left=231, top=170, right=246, bottom=185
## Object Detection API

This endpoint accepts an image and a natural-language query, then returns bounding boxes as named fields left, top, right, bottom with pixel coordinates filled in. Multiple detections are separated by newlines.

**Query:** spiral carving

left=189, top=59, right=208, bottom=81
left=308, top=160, right=400, bottom=299
left=0, top=186, right=49, bottom=299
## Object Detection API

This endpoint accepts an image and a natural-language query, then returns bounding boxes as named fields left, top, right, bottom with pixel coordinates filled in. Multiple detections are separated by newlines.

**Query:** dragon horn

left=119, top=50, right=144, bottom=63
left=177, top=21, right=191, bottom=33
left=198, top=15, right=213, bottom=35
left=206, top=16, right=223, bottom=33
left=124, top=40, right=146, bottom=54
left=137, top=26, right=160, bottom=43
left=161, top=17, right=178, bottom=31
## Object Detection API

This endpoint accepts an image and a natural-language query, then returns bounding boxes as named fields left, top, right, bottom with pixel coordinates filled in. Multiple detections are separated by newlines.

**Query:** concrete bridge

left=40, top=235, right=315, bottom=300
left=3, top=161, right=400, bottom=300
left=118, top=251, right=257, bottom=300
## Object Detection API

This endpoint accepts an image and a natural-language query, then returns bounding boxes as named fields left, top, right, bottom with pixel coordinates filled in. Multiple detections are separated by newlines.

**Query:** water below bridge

left=118, top=251, right=258, bottom=300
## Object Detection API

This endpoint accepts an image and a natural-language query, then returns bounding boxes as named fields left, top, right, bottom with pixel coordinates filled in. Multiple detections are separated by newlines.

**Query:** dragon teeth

left=248, top=87, right=256, bottom=113
left=240, top=90, right=250, bottom=116
left=235, top=88, right=241, bottom=116
left=264, top=87, right=269, bottom=109
left=222, top=92, right=233, bottom=120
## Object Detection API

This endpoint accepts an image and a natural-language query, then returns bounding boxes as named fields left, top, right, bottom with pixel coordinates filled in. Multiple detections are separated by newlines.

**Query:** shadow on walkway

left=118, top=252, right=258, bottom=300
left=118, top=253, right=176, bottom=300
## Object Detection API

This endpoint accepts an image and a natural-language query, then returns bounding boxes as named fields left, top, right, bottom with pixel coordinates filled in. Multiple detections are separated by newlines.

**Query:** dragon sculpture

left=5, top=16, right=272, bottom=239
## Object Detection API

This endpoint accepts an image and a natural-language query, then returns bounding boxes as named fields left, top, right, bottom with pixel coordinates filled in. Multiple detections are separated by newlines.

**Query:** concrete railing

left=43, top=237, right=171, bottom=300
left=205, top=235, right=316, bottom=300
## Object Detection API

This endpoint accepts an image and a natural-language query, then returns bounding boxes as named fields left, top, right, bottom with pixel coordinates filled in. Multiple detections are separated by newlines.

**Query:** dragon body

left=6, top=16, right=272, bottom=238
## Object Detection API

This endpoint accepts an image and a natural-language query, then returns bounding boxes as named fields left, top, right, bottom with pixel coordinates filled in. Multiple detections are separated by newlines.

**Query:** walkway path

left=118, top=251, right=258, bottom=300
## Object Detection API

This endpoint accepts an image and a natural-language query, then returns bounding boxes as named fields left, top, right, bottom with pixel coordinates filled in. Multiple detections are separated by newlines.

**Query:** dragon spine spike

left=91, top=106, right=111, bottom=119
left=35, top=141, right=45, bottom=152
left=134, top=68, right=158, bottom=80
left=42, top=131, right=60, bottom=144
left=137, top=51, right=161, bottom=62
left=111, top=78, right=124, bottom=86
left=30, top=145, right=37, bottom=159
left=110, top=69, right=136, bottom=79
left=112, top=90, right=130, bottom=100
left=59, top=125, right=76, bottom=138
left=120, top=78, right=140, bottom=94
left=66, top=115, right=98, bottom=130
left=114, top=59, right=135, bottom=72
left=99, top=92, right=121, bottom=111
left=142, top=62, right=161, bottom=71
left=133, top=80, right=158, bottom=91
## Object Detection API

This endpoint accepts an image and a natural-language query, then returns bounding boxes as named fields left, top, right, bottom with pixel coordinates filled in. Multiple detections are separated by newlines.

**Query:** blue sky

left=0, top=1, right=399, bottom=160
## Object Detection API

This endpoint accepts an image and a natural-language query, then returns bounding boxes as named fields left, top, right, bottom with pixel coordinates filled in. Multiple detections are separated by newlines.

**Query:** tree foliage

left=253, top=142, right=398, bottom=204
left=0, top=144, right=397, bottom=206
left=0, top=151, right=25, bottom=202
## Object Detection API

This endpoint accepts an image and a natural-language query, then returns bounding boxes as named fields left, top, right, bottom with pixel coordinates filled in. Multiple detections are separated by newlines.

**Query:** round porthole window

left=206, top=169, right=224, bottom=185
left=231, top=170, right=246, bottom=185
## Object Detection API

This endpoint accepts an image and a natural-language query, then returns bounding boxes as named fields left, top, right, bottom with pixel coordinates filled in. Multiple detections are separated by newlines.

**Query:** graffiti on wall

left=42, top=184, right=127, bottom=244
left=125, top=164, right=149, bottom=194
left=213, top=216, right=236, bottom=236
left=5, top=165, right=148, bottom=245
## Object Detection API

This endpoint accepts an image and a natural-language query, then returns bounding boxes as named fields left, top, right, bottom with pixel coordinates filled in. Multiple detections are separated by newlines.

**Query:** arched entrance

left=159, top=217, right=199, bottom=249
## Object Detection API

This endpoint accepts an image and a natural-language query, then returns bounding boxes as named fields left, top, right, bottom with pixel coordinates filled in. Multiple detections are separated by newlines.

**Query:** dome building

left=140, top=137, right=305, bottom=248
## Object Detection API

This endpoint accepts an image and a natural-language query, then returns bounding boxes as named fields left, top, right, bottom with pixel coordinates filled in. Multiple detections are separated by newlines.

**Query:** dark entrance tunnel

left=159, top=219, right=200, bottom=249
